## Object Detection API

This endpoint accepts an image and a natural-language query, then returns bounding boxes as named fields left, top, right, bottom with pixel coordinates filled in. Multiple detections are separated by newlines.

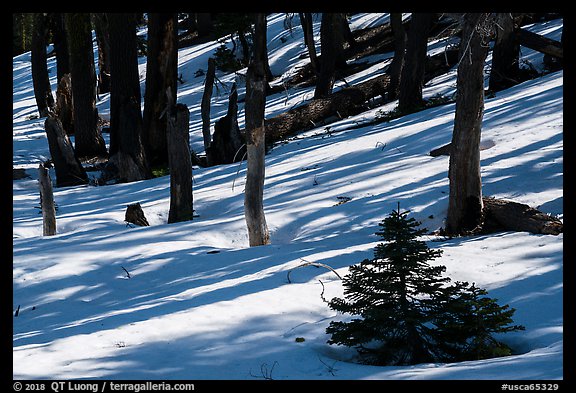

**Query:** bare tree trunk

left=65, top=12, right=108, bottom=161
left=314, top=13, right=346, bottom=99
left=31, top=13, right=55, bottom=118
left=49, top=13, right=70, bottom=82
left=44, top=114, right=88, bottom=187
left=299, top=13, right=319, bottom=73
left=201, top=57, right=216, bottom=163
left=398, top=13, right=436, bottom=114
left=142, top=13, right=178, bottom=168
left=489, top=13, right=520, bottom=92
left=244, top=13, right=270, bottom=247
left=446, top=13, right=492, bottom=235
left=388, top=13, right=406, bottom=100
left=38, top=164, right=56, bottom=236
left=93, top=13, right=112, bottom=95
left=167, top=103, right=194, bottom=224
left=55, top=73, right=74, bottom=135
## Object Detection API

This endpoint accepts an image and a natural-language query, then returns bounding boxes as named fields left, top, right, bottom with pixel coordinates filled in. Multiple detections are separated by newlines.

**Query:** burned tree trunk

left=207, top=82, right=246, bottom=165
left=44, top=114, right=88, bottom=187
left=38, top=164, right=56, bottom=236
left=482, top=197, right=563, bottom=235
left=167, top=103, right=194, bottom=224
left=55, top=73, right=74, bottom=135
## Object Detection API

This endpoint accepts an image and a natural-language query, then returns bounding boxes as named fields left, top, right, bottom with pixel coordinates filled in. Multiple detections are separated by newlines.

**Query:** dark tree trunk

left=167, top=103, right=194, bottom=224
left=314, top=13, right=347, bottom=99
left=489, top=13, right=520, bottom=92
left=446, top=13, right=492, bottom=235
left=245, top=13, right=270, bottom=247
left=299, top=13, right=319, bottom=73
left=107, top=13, right=151, bottom=183
left=31, top=13, right=55, bottom=118
left=388, top=13, right=407, bottom=100
left=49, top=13, right=70, bottom=83
left=398, top=13, right=436, bottom=113
left=44, top=114, right=88, bottom=187
left=38, top=164, right=56, bottom=236
left=65, top=12, right=108, bottom=161
left=339, top=13, right=355, bottom=49
left=208, top=82, right=246, bottom=165
left=55, top=73, right=74, bottom=135
left=201, top=57, right=216, bottom=162
left=93, top=13, right=112, bottom=95
left=142, top=13, right=179, bottom=168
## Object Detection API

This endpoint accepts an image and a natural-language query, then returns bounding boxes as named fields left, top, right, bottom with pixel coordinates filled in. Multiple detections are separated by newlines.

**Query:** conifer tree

left=326, top=205, right=524, bottom=366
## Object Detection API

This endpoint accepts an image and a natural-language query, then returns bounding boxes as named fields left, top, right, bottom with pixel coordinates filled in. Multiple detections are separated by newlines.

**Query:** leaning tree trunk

left=65, top=12, right=108, bottom=161
left=244, top=13, right=270, bottom=247
left=142, top=13, right=178, bottom=168
left=398, top=13, right=436, bottom=113
left=446, top=13, right=492, bottom=235
left=44, top=114, right=88, bottom=187
left=31, top=13, right=55, bottom=118
left=167, top=103, right=194, bottom=224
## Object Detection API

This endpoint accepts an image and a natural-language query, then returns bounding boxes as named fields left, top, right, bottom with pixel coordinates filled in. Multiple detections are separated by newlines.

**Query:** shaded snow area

left=13, top=13, right=566, bottom=385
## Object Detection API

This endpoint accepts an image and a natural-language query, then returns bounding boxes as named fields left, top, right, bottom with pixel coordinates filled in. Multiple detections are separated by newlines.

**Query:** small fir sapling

left=326, top=204, right=524, bottom=366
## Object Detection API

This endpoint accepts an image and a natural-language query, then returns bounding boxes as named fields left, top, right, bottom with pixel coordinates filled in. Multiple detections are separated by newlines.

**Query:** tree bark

left=65, top=12, right=108, bottom=161
left=55, top=73, right=74, bottom=135
left=489, top=13, right=520, bottom=92
left=398, top=13, right=436, bottom=113
left=48, top=13, right=70, bottom=82
left=31, top=13, right=55, bottom=118
left=142, top=13, right=179, bottom=168
left=201, top=57, right=216, bottom=163
left=38, top=164, right=56, bottom=236
left=107, top=13, right=151, bottom=183
left=167, top=103, right=194, bottom=224
left=44, top=114, right=88, bottom=187
left=446, top=13, right=492, bottom=235
left=245, top=13, right=270, bottom=247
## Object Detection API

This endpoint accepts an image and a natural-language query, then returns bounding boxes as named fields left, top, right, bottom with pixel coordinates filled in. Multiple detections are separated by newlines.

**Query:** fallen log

left=515, top=28, right=563, bottom=59
left=482, top=196, right=563, bottom=235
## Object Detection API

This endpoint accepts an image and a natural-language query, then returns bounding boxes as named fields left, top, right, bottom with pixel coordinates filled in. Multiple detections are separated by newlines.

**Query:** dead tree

left=44, top=114, right=88, bottom=187
left=244, top=13, right=270, bottom=247
left=167, top=103, right=194, bottom=224
left=207, top=82, right=246, bottom=165
left=55, top=73, right=74, bottom=135
left=38, top=164, right=56, bottom=236
left=482, top=197, right=563, bottom=235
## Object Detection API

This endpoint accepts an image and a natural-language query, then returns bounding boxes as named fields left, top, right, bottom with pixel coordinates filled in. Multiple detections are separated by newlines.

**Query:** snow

left=13, top=14, right=564, bottom=382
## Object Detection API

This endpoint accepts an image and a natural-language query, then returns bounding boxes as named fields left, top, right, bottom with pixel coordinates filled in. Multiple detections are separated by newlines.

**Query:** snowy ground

left=13, top=14, right=564, bottom=381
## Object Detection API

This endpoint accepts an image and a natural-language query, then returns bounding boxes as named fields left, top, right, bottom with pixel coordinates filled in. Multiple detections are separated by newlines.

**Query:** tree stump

left=482, top=196, right=563, bottom=235
left=167, top=103, right=194, bottom=224
left=38, top=164, right=56, bottom=236
left=207, top=82, right=246, bottom=165
left=125, top=202, right=149, bottom=226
